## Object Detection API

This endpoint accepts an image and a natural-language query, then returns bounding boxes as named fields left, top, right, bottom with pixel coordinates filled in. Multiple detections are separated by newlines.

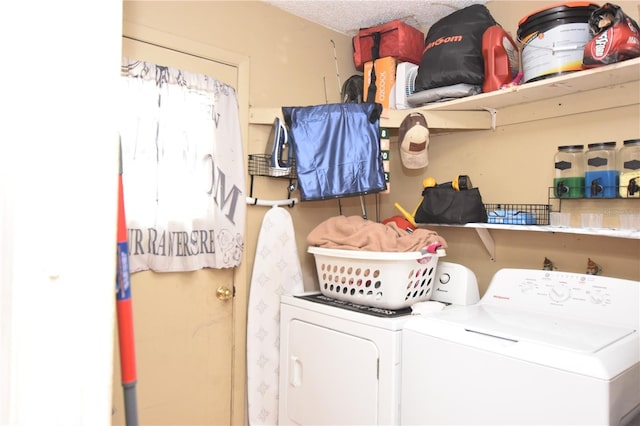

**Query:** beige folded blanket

left=307, top=215, right=447, bottom=252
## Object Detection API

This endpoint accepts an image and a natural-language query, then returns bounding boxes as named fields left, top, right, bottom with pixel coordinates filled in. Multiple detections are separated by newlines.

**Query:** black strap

left=366, top=32, right=381, bottom=103
left=368, top=103, right=382, bottom=123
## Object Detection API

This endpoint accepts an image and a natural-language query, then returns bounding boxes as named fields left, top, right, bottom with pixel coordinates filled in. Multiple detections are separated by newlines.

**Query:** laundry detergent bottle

left=482, top=25, right=520, bottom=93
left=554, top=145, right=584, bottom=198
left=585, top=141, right=618, bottom=198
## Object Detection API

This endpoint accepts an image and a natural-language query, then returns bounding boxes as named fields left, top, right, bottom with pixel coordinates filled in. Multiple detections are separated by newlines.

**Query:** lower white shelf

left=421, top=223, right=639, bottom=261
left=458, top=223, right=639, bottom=239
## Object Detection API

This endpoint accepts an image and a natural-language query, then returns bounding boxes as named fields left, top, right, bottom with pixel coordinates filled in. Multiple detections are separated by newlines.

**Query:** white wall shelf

left=422, top=223, right=640, bottom=261
left=431, top=222, right=640, bottom=239
left=249, top=107, right=494, bottom=131
left=249, top=57, right=640, bottom=131
left=394, top=57, right=640, bottom=128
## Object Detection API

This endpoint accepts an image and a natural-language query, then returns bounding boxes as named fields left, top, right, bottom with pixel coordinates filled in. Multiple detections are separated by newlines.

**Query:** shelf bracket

left=474, top=227, right=496, bottom=261
left=482, top=107, right=498, bottom=131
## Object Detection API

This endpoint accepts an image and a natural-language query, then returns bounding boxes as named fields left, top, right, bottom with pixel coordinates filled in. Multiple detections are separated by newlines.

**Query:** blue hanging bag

left=282, top=103, right=386, bottom=201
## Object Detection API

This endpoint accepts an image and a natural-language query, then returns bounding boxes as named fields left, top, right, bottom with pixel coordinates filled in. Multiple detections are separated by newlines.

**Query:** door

left=282, top=319, right=380, bottom=425
left=112, top=35, right=238, bottom=425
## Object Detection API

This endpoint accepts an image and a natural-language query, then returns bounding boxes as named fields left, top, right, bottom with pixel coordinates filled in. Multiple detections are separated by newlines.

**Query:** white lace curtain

left=119, top=57, right=245, bottom=272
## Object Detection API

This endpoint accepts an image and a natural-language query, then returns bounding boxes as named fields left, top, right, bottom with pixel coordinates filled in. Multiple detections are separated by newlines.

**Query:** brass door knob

left=216, top=286, right=233, bottom=301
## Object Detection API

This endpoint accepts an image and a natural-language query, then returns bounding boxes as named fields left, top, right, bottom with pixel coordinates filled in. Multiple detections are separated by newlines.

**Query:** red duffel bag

left=353, top=20, right=425, bottom=71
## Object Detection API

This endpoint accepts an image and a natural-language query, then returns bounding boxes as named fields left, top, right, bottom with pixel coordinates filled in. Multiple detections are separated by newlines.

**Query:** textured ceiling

left=263, top=0, right=489, bottom=35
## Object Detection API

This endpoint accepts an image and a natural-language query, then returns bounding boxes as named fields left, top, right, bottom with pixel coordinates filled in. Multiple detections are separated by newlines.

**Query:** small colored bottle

left=618, top=138, right=640, bottom=198
left=585, top=142, right=618, bottom=198
left=554, top=145, right=584, bottom=198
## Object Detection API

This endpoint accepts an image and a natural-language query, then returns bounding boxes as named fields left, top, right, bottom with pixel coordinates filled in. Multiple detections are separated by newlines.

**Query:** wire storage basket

left=485, top=203, right=551, bottom=225
left=247, top=153, right=297, bottom=179
left=308, top=246, right=441, bottom=309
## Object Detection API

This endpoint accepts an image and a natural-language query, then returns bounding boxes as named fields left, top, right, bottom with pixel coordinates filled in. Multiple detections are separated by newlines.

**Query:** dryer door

left=282, top=319, right=379, bottom=425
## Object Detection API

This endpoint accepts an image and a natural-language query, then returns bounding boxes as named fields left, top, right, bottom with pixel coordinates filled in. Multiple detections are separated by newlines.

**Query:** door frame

left=122, top=20, right=251, bottom=425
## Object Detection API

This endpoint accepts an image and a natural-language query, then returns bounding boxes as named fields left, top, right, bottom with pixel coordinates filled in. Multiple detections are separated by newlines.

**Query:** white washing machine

left=401, top=268, right=640, bottom=425
left=278, top=262, right=479, bottom=425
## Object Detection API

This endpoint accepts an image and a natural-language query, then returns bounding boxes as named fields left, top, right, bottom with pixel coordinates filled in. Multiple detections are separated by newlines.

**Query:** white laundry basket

left=308, top=246, right=441, bottom=309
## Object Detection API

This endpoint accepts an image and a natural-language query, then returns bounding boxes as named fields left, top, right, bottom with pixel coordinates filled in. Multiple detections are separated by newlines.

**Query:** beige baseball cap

left=398, top=112, right=429, bottom=169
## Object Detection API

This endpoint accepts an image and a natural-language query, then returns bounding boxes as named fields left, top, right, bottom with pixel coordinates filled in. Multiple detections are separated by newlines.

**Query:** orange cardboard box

left=363, top=57, right=397, bottom=109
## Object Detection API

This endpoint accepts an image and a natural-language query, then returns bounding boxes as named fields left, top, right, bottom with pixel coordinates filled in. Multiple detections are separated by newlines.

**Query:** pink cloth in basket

left=307, top=215, right=447, bottom=252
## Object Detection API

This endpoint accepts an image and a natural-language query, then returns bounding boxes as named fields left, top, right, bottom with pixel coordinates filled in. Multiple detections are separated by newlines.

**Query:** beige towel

left=307, top=215, right=447, bottom=252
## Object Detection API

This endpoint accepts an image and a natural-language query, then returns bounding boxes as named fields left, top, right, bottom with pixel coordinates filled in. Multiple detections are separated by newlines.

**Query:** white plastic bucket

left=517, top=2, right=598, bottom=83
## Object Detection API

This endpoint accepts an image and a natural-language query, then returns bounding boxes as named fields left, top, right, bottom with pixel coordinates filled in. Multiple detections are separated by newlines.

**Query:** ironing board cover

left=246, top=206, right=304, bottom=425
left=282, top=103, right=386, bottom=201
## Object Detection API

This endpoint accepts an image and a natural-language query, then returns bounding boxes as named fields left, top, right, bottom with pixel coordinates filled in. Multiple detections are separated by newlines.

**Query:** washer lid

left=423, top=304, right=635, bottom=353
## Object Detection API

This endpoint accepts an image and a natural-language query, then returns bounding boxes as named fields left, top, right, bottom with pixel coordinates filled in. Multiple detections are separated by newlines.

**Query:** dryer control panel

left=432, top=262, right=480, bottom=305
left=480, top=269, right=639, bottom=329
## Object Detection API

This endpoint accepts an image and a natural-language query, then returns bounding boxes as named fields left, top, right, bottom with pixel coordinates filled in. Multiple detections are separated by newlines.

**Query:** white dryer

left=401, top=269, right=640, bottom=425
left=278, top=262, right=478, bottom=425
left=278, top=293, right=408, bottom=425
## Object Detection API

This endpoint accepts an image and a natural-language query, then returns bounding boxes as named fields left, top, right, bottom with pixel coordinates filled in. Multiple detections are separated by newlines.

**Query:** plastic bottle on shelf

left=618, top=138, right=640, bottom=198
left=482, top=25, right=520, bottom=93
left=585, top=142, right=618, bottom=198
left=554, top=145, right=585, bottom=198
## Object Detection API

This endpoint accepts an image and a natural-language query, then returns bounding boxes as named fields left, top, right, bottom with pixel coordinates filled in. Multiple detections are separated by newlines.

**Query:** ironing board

left=247, top=206, right=304, bottom=425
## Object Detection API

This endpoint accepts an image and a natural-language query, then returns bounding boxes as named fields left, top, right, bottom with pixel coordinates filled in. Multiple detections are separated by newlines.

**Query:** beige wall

left=121, top=0, right=640, bottom=423
left=407, top=1, right=640, bottom=290
left=269, top=0, right=640, bottom=294
left=123, top=0, right=640, bottom=293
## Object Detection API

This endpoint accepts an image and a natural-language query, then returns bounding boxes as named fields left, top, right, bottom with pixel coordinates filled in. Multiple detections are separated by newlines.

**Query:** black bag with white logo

left=414, top=5, right=496, bottom=92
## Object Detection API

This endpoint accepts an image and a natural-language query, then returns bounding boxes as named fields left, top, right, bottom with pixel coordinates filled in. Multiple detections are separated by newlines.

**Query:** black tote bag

left=414, top=185, right=488, bottom=224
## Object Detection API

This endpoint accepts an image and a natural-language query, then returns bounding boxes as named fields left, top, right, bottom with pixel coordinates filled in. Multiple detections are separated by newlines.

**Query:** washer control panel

left=482, top=269, right=639, bottom=328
